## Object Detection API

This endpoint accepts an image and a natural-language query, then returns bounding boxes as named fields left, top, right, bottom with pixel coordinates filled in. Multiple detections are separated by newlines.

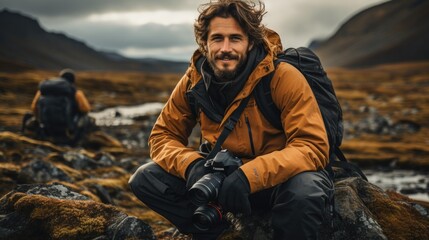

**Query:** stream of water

left=364, top=169, right=428, bottom=202
left=89, top=102, right=164, bottom=126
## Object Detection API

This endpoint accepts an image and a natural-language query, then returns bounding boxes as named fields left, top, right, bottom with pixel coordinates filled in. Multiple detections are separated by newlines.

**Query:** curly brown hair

left=194, top=0, right=266, bottom=55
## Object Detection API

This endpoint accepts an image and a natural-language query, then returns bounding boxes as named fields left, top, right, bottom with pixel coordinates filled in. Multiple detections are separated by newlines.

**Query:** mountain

left=0, top=9, right=188, bottom=73
left=312, top=0, right=429, bottom=68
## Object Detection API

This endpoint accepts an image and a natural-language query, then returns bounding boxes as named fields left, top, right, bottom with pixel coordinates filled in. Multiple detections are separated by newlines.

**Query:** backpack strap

left=334, top=146, right=348, bottom=162
left=205, top=96, right=251, bottom=160
left=329, top=147, right=368, bottom=181
left=187, top=86, right=198, bottom=117
left=324, top=146, right=368, bottom=181
left=187, top=57, right=205, bottom=118
left=186, top=80, right=223, bottom=123
left=186, top=56, right=225, bottom=124
left=253, top=63, right=282, bottom=129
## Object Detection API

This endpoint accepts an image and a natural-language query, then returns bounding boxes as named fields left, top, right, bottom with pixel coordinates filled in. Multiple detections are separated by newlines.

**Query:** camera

left=188, top=149, right=242, bottom=230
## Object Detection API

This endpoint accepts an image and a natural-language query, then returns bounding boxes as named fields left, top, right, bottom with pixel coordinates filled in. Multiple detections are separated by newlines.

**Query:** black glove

left=218, top=168, right=251, bottom=215
left=185, top=159, right=210, bottom=190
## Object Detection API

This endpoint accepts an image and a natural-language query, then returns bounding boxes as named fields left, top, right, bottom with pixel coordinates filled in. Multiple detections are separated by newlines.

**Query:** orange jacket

left=149, top=30, right=329, bottom=193
left=31, top=89, right=91, bottom=115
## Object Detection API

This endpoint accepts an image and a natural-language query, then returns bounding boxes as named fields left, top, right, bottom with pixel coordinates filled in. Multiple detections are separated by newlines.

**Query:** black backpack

left=254, top=47, right=366, bottom=180
left=37, top=77, right=77, bottom=137
left=187, top=47, right=367, bottom=181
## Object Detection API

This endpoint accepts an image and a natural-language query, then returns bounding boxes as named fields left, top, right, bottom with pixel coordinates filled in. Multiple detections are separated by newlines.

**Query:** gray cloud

left=0, top=0, right=199, bottom=17
left=1, top=0, right=387, bottom=60
left=56, top=21, right=194, bottom=50
left=34, top=17, right=197, bottom=60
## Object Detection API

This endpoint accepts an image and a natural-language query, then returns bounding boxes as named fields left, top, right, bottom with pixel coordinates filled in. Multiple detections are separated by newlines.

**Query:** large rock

left=17, top=159, right=72, bottom=183
left=0, top=183, right=155, bottom=240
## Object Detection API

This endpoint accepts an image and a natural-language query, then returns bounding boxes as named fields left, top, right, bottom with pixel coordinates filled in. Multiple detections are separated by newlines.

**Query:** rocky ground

left=0, top=62, right=429, bottom=239
left=1, top=130, right=428, bottom=240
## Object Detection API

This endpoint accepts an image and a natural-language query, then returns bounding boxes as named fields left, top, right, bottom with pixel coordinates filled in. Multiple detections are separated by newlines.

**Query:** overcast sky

left=1, top=0, right=386, bottom=61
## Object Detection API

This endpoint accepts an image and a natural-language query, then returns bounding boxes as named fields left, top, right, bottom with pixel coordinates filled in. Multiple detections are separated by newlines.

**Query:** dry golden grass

left=330, top=61, right=429, bottom=124
left=329, top=61, right=429, bottom=167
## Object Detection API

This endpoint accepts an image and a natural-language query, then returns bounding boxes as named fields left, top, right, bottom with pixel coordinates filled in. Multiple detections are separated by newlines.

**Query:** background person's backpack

left=36, top=77, right=77, bottom=139
left=253, top=47, right=367, bottom=180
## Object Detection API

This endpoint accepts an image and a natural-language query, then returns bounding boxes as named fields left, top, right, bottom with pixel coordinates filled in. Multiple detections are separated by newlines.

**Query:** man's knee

left=279, top=170, right=333, bottom=204
left=271, top=171, right=333, bottom=239
left=129, top=161, right=187, bottom=200
left=128, top=162, right=159, bottom=194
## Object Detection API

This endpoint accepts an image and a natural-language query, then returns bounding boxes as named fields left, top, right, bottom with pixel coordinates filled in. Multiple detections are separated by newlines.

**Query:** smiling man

left=129, top=1, right=333, bottom=239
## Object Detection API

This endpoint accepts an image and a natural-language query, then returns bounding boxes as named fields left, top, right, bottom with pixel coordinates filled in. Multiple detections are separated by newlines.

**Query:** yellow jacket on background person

left=26, top=69, right=92, bottom=145
left=31, top=88, right=91, bottom=116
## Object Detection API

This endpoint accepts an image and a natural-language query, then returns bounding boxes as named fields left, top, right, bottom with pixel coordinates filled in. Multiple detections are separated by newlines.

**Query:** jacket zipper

left=245, top=116, right=256, bottom=156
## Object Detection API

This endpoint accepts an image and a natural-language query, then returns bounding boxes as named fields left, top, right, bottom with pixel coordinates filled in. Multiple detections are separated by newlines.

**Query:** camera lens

left=188, top=172, right=225, bottom=206
left=192, top=203, right=223, bottom=231
left=191, top=187, right=210, bottom=205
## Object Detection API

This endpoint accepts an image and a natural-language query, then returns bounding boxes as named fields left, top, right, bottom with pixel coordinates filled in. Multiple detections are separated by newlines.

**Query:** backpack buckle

left=224, top=119, right=237, bottom=131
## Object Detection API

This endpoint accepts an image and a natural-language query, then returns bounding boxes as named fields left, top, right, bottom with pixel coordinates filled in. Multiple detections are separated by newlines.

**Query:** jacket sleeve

left=148, top=72, right=203, bottom=179
left=240, top=63, right=329, bottom=193
left=31, top=90, right=41, bottom=115
left=75, top=90, right=91, bottom=113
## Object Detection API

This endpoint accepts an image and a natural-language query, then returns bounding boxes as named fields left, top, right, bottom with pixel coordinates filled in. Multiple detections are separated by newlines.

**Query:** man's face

left=206, top=16, right=252, bottom=81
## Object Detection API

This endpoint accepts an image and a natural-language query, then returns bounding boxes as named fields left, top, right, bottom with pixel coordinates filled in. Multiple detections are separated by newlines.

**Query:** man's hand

left=218, top=169, right=251, bottom=215
left=185, top=159, right=210, bottom=190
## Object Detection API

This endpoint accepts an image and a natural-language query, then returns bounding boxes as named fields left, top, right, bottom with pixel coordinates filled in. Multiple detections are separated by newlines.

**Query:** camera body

left=188, top=149, right=242, bottom=230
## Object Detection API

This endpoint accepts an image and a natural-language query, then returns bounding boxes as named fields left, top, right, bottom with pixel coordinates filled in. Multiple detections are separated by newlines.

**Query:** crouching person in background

left=22, top=68, right=96, bottom=145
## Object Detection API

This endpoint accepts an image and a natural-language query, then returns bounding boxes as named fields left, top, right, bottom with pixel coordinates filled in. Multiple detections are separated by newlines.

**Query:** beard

left=208, top=52, right=247, bottom=81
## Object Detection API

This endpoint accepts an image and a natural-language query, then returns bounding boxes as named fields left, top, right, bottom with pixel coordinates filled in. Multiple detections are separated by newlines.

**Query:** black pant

left=129, top=161, right=334, bottom=240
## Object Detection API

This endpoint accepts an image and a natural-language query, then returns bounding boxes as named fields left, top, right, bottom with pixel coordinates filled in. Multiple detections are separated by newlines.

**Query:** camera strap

left=206, top=95, right=251, bottom=160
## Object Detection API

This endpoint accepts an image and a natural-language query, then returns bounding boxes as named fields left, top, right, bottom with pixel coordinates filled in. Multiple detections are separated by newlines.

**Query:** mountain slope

left=0, top=9, right=187, bottom=72
left=312, top=0, right=429, bottom=68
